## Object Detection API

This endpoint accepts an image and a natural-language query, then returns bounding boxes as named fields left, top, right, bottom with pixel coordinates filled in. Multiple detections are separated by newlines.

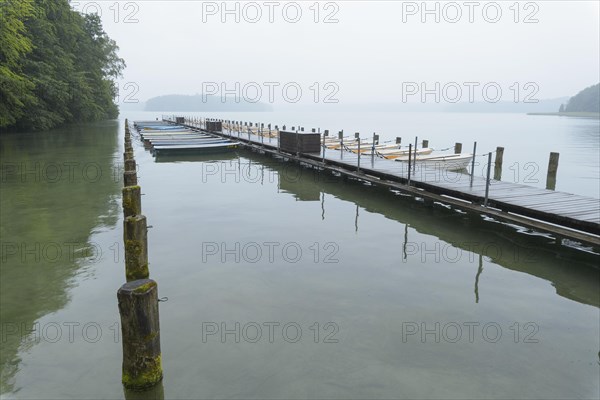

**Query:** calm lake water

left=1, top=112, right=599, bottom=399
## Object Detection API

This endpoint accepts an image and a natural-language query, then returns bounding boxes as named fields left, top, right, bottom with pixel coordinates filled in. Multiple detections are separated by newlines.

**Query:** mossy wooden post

left=454, top=142, right=462, bottom=154
left=494, top=146, right=504, bottom=181
left=124, top=151, right=134, bottom=161
left=117, top=279, right=162, bottom=390
left=546, top=152, right=559, bottom=190
left=124, top=215, right=149, bottom=281
left=124, top=171, right=138, bottom=187
left=123, top=186, right=142, bottom=218
left=125, top=159, right=136, bottom=173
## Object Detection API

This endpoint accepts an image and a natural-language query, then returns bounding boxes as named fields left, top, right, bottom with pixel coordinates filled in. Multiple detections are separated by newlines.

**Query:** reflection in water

left=2, top=132, right=598, bottom=398
left=246, top=149, right=599, bottom=307
left=403, top=223, right=409, bottom=260
left=0, top=122, right=120, bottom=393
left=475, top=254, right=484, bottom=303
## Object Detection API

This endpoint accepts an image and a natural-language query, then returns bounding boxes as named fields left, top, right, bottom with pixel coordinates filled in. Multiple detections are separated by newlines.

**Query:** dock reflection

left=155, top=149, right=599, bottom=307
left=242, top=150, right=599, bottom=308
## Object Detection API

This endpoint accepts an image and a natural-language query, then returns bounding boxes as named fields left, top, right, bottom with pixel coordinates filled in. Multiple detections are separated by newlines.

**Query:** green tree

left=565, top=83, right=600, bottom=113
left=0, top=0, right=35, bottom=127
left=0, top=0, right=125, bottom=132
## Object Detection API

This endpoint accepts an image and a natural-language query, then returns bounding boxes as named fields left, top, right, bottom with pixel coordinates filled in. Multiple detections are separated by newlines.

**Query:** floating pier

left=152, top=116, right=599, bottom=246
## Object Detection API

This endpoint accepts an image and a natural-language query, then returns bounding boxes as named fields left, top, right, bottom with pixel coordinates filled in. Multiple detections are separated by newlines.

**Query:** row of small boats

left=218, top=121, right=474, bottom=170
left=322, top=136, right=473, bottom=170
left=133, top=121, right=240, bottom=155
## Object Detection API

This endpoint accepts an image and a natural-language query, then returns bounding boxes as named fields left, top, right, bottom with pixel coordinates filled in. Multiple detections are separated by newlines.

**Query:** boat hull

left=394, top=154, right=473, bottom=171
left=152, top=142, right=240, bottom=155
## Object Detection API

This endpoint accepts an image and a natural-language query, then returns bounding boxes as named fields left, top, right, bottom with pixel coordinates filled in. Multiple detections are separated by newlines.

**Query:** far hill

left=528, top=83, right=599, bottom=118
left=562, top=83, right=600, bottom=113
left=144, top=94, right=272, bottom=112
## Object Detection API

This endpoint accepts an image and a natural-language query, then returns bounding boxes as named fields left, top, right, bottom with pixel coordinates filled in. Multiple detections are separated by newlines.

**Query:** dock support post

left=124, top=215, right=149, bottom=281
left=413, top=136, right=418, bottom=172
left=118, top=279, right=162, bottom=390
left=356, top=133, right=361, bottom=173
left=484, top=152, right=492, bottom=207
left=422, top=139, right=429, bottom=148
left=470, top=142, right=477, bottom=186
left=372, top=133, right=379, bottom=165
left=396, top=137, right=401, bottom=145
left=494, top=147, right=504, bottom=181
left=339, top=131, right=344, bottom=160
left=122, top=186, right=142, bottom=218
left=322, top=130, right=328, bottom=163
left=546, top=152, right=559, bottom=190
left=407, top=143, right=412, bottom=186
left=454, top=142, right=462, bottom=154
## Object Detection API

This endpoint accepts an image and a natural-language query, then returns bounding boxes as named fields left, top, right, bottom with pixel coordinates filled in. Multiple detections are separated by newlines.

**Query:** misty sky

left=85, top=0, right=600, bottom=105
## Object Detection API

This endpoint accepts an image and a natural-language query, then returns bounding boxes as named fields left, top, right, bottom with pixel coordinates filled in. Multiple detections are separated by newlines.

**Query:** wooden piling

left=454, top=143, right=462, bottom=154
left=124, top=215, right=149, bottom=281
left=494, top=147, right=504, bottom=181
left=124, top=151, right=134, bottom=161
left=124, top=171, right=138, bottom=187
left=125, top=159, right=137, bottom=173
left=546, top=152, right=559, bottom=190
left=122, top=186, right=142, bottom=218
left=422, top=139, right=429, bottom=148
left=117, top=279, right=162, bottom=390
left=396, top=137, right=401, bottom=145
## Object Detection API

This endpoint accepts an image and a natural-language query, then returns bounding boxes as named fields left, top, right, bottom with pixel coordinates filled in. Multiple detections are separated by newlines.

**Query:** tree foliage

left=0, top=0, right=125, bottom=131
left=564, top=83, right=600, bottom=113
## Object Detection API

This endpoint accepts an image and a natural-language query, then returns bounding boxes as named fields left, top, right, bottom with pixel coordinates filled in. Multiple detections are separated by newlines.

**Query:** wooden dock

left=161, top=116, right=600, bottom=247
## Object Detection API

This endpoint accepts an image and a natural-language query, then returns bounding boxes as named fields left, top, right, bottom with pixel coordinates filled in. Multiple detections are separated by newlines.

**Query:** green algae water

left=0, top=114, right=599, bottom=399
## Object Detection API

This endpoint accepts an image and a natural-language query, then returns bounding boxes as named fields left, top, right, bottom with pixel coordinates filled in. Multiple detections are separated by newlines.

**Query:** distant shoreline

left=527, top=112, right=600, bottom=118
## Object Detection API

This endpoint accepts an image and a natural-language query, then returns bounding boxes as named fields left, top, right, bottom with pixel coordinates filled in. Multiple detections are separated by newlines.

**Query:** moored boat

left=375, top=147, right=434, bottom=159
left=394, top=153, right=473, bottom=171
left=152, top=141, right=240, bottom=155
